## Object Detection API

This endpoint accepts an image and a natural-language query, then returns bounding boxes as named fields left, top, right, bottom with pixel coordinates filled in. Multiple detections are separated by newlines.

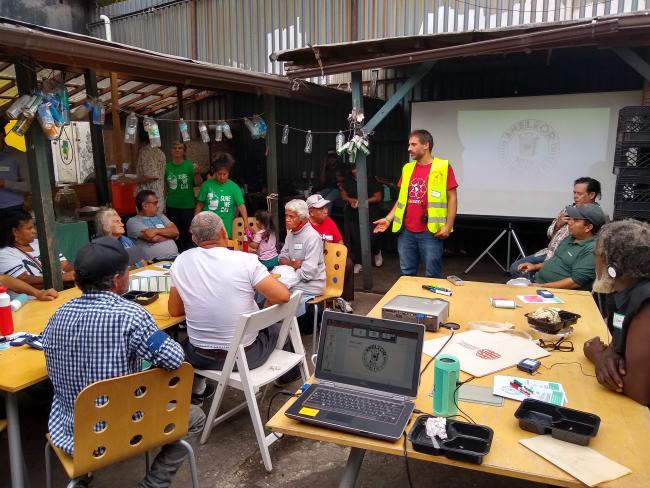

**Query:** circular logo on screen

left=498, top=119, right=560, bottom=172
left=362, top=344, right=388, bottom=372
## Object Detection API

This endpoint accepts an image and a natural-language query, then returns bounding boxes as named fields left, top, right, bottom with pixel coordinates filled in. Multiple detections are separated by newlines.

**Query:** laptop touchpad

left=326, top=412, right=354, bottom=422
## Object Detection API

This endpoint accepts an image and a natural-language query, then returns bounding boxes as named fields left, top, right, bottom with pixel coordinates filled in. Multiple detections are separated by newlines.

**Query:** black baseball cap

left=74, top=237, right=129, bottom=281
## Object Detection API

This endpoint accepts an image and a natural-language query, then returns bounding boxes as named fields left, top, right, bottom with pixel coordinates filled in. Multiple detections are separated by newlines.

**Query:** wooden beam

left=176, top=86, right=185, bottom=119
left=351, top=71, right=372, bottom=291
left=110, top=72, right=124, bottom=172
left=84, top=69, right=110, bottom=205
left=612, top=47, right=650, bottom=81
left=15, top=60, right=63, bottom=290
left=263, top=95, right=279, bottom=232
left=141, top=91, right=211, bottom=115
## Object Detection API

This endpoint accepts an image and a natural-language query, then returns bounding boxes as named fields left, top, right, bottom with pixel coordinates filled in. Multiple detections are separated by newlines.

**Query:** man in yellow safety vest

left=373, top=129, right=458, bottom=277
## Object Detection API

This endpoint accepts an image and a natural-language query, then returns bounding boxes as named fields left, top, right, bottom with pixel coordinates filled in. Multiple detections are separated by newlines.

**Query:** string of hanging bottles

left=2, top=70, right=370, bottom=161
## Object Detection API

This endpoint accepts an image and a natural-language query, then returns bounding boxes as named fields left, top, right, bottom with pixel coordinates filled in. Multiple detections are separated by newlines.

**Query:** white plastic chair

left=194, top=291, right=309, bottom=471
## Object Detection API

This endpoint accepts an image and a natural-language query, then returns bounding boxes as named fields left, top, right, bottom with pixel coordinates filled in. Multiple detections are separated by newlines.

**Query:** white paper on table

left=129, top=275, right=170, bottom=292
left=131, top=270, right=168, bottom=278
left=519, top=436, right=631, bottom=487
left=422, top=330, right=550, bottom=377
left=493, top=375, right=568, bottom=406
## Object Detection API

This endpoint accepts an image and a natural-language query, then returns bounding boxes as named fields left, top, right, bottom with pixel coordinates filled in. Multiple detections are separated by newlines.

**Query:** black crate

left=614, top=170, right=650, bottom=206
left=616, top=107, right=650, bottom=145
left=613, top=208, right=650, bottom=221
left=613, top=145, right=650, bottom=169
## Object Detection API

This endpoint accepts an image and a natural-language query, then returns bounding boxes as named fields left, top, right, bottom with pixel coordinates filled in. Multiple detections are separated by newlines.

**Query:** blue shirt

left=42, top=291, right=184, bottom=454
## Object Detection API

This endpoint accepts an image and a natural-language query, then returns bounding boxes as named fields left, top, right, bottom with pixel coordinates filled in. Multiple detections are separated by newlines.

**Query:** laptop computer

left=285, top=311, right=424, bottom=441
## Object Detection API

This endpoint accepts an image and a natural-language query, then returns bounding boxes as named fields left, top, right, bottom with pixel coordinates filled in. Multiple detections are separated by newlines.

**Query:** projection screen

left=410, top=91, right=641, bottom=219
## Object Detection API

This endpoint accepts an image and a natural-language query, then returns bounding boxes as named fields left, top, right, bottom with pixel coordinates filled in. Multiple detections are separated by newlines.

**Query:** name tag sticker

left=430, top=189, right=441, bottom=198
left=613, top=312, right=625, bottom=330
left=299, top=407, right=319, bottom=417
left=155, top=223, right=165, bottom=229
left=293, top=243, right=303, bottom=250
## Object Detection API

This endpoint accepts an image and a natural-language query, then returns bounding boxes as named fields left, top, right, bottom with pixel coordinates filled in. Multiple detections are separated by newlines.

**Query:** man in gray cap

left=42, top=237, right=205, bottom=488
left=518, top=203, right=607, bottom=290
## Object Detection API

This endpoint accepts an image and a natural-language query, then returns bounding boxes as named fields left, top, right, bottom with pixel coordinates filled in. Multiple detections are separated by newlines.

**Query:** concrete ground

left=0, top=251, right=548, bottom=488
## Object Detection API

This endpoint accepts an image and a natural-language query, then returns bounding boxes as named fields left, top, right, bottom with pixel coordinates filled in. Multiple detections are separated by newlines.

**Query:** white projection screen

left=411, top=91, right=641, bottom=219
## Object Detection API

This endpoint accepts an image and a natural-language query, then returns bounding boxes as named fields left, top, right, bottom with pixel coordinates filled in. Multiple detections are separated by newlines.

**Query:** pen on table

left=422, top=285, right=452, bottom=296
left=510, top=381, right=530, bottom=396
left=513, top=379, right=534, bottom=395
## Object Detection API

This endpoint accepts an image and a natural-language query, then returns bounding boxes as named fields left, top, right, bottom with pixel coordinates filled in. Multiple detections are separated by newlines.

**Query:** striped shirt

left=42, top=291, right=184, bottom=454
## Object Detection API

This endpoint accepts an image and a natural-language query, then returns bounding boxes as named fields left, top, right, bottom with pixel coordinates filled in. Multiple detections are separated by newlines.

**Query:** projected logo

left=362, top=344, right=388, bottom=372
left=498, top=119, right=560, bottom=172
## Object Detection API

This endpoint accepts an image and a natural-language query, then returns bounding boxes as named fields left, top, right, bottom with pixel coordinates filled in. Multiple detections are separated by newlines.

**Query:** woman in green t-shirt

left=165, top=141, right=199, bottom=251
left=195, top=152, right=249, bottom=238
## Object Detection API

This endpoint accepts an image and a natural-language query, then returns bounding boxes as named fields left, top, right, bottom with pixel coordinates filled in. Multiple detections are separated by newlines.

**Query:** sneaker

left=336, top=297, right=354, bottom=313
left=353, top=264, right=363, bottom=274
left=374, top=251, right=383, bottom=267
left=191, top=383, right=216, bottom=407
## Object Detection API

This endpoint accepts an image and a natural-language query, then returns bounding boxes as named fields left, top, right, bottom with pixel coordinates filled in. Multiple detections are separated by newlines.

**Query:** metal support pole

left=15, top=59, right=62, bottom=290
left=110, top=72, right=124, bottom=172
left=351, top=72, right=373, bottom=291
left=612, top=47, right=650, bottom=81
left=338, top=447, right=366, bottom=488
left=263, top=95, right=279, bottom=231
left=84, top=69, right=109, bottom=205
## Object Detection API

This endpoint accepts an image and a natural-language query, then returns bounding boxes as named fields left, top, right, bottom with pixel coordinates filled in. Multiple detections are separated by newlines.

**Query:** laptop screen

left=315, top=311, right=423, bottom=398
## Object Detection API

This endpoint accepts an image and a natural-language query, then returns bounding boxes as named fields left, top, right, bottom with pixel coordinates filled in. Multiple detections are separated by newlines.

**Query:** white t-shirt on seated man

left=168, top=211, right=289, bottom=351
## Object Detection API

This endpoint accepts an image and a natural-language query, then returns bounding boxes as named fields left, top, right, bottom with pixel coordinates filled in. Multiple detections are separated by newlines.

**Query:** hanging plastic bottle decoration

left=92, top=101, right=105, bottom=125
left=214, top=122, right=224, bottom=142
left=304, top=130, right=313, bottom=154
left=124, top=112, right=138, bottom=144
left=244, top=117, right=258, bottom=139
left=143, top=116, right=161, bottom=148
left=281, top=124, right=290, bottom=144
left=55, top=84, right=70, bottom=125
left=253, top=115, right=268, bottom=139
left=222, top=120, right=233, bottom=139
left=335, top=130, right=345, bottom=153
left=198, top=120, right=210, bottom=143
left=179, top=118, right=191, bottom=142
left=37, top=103, right=59, bottom=140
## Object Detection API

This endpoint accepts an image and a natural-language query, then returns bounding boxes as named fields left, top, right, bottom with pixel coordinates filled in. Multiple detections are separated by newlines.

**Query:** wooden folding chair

left=307, top=242, right=348, bottom=357
left=232, top=216, right=257, bottom=241
left=194, top=291, right=309, bottom=471
left=44, top=363, right=199, bottom=488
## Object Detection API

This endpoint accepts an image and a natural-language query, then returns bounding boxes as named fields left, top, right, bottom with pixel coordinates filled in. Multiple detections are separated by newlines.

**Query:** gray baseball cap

left=565, top=203, right=607, bottom=230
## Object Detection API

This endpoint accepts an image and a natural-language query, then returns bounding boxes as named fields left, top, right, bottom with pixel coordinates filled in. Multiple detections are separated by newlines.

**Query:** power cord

left=402, top=431, right=414, bottom=488
left=453, top=376, right=476, bottom=424
left=541, top=362, right=596, bottom=377
left=266, top=390, right=300, bottom=439
left=419, top=329, right=455, bottom=380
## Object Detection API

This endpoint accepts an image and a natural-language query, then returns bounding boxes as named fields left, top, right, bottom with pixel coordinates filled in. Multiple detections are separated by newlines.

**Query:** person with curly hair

left=584, top=219, right=650, bottom=406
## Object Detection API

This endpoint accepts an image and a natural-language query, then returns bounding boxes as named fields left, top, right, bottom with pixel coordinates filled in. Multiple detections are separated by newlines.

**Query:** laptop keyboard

left=305, top=388, right=404, bottom=424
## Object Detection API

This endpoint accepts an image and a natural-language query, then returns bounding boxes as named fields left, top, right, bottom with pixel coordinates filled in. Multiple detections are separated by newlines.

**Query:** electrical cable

left=541, top=361, right=596, bottom=377
left=452, top=376, right=477, bottom=424
left=266, top=390, right=299, bottom=440
left=402, top=431, right=414, bottom=488
left=419, top=328, right=455, bottom=380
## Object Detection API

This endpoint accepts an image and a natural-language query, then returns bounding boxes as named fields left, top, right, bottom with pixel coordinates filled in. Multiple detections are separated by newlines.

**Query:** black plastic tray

left=408, top=415, right=493, bottom=464
left=514, top=399, right=600, bottom=446
left=525, top=310, right=581, bottom=334
left=122, top=291, right=159, bottom=306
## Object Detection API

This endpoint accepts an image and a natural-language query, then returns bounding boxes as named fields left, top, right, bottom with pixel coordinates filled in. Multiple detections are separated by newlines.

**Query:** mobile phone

left=537, top=289, right=554, bottom=299
left=517, top=358, right=541, bottom=374
left=447, top=275, right=465, bottom=286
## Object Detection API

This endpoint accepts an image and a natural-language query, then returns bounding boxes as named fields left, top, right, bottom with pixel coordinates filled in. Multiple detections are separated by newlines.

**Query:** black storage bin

left=514, top=399, right=600, bottom=446
left=408, top=415, right=493, bottom=464
left=616, top=107, right=650, bottom=146
left=613, top=168, right=650, bottom=221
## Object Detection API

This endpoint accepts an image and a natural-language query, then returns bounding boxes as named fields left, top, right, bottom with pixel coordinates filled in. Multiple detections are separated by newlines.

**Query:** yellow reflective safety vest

left=392, top=158, right=450, bottom=234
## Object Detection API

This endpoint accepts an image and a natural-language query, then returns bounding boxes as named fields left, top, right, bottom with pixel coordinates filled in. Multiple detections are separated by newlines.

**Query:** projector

left=382, top=295, right=449, bottom=332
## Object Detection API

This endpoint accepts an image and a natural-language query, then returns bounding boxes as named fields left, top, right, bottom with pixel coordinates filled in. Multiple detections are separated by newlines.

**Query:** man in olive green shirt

left=519, top=203, right=607, bottom=290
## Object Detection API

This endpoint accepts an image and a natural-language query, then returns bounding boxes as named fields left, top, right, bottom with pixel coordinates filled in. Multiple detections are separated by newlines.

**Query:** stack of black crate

left=613, top=107, right=650, bottom=222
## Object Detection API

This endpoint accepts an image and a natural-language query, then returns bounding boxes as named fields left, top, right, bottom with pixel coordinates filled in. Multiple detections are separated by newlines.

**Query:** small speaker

left=433, top=354, right=460, bottom=417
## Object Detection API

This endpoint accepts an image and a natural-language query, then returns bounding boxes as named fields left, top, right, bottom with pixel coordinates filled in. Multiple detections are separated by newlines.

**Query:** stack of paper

left=129, top=270, right=170, bottom=292
left=493, top=375, right=568, bottom=405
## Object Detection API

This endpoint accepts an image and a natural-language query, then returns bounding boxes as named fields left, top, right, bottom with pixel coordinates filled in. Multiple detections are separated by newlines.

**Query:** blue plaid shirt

left=42, top=291, right=184, bottom=454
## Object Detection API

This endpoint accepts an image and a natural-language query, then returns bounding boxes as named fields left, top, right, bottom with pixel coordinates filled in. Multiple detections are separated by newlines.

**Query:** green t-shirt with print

left=165, top=160, right=195, bottom=209
left=197, top=178, right=244, bottom=237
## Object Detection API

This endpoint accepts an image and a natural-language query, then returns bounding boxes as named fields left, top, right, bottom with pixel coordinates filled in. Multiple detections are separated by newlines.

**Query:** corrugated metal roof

left=273, top=12, right=650, bottom=77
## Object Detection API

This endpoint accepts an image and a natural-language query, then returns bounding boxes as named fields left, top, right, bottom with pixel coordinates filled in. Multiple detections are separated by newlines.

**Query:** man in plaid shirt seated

left=42, top=237, right=205, bottom=488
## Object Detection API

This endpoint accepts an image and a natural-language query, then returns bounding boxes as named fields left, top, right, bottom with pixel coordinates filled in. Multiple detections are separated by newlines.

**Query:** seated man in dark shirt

left=584, top=219, right=650, bottom=406
left=518, top=204, right=606, bottom=290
